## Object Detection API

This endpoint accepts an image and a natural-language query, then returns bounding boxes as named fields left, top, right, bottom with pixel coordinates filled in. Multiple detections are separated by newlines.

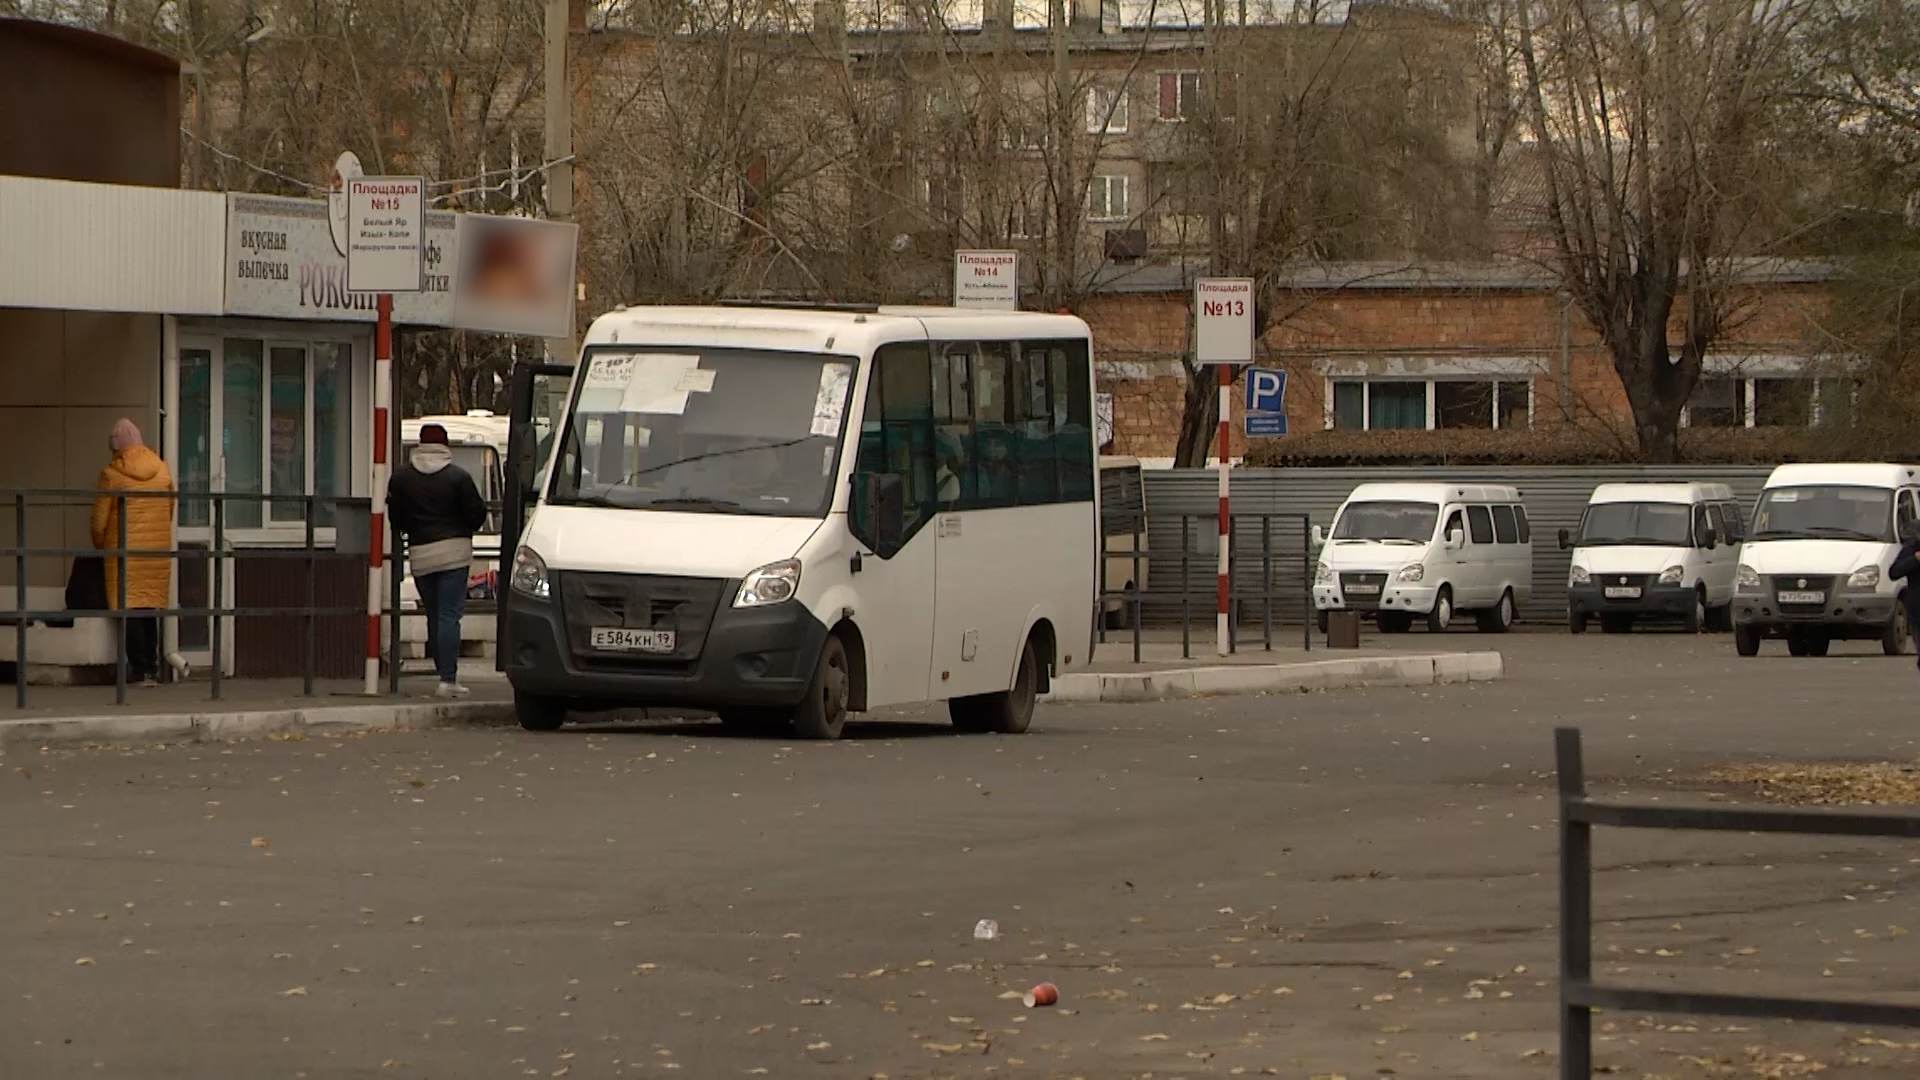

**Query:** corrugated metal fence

left=1138, top=466, right=1775, bottom=625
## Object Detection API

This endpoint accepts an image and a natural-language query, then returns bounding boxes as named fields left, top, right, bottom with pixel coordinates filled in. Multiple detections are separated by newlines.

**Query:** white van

left=1560, top=483, right=1741, bottom=634
left=1731, top=463, right=1919, bottom=657
left=1312, top=483, right=1532, bottom=633
left=500, top=305, right=1100, bottom=738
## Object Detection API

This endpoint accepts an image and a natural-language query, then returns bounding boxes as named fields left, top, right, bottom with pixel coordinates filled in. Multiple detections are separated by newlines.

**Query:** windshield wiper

left=641, top=496, right=745, bottom=512
left=1799, top=525, right=1886, bottom=541
left=620, top=436, right=816, bottom=484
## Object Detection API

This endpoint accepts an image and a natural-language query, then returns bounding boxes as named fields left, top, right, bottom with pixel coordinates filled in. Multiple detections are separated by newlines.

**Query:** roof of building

left=0, top=17, right=179, bottom=74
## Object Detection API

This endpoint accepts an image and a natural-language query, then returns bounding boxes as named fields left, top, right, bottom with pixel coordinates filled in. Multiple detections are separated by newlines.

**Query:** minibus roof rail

left=713, top=298, right=882, bottom=314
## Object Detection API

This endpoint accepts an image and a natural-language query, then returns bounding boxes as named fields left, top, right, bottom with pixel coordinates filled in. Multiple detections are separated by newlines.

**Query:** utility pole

left=543, top=0, right=577, bottom=365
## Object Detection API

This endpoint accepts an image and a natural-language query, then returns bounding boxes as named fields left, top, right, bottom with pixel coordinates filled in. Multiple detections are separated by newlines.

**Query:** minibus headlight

left=1658, top=565, right=1686, bottom=585
left=1396, top=562, right=1425, bottom=583
left=1849, top=564, right=1882, bottom=589
left=1736, top=564, right=1761, bottom=589
left=1569, top=565, right=1591, bottom=586
left=1314, top=563, right=1333, bottom=584
left=509, top=546, right=551, bottom=600
left=735, top=560, right=801, bottom=607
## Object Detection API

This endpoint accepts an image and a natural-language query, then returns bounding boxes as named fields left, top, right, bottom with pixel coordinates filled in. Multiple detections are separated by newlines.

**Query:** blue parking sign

left=1245, top=368, right=1286, bottom=414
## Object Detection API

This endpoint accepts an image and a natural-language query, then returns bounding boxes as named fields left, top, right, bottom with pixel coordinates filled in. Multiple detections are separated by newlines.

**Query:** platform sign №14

left=954, top=250, right=1019, bottom=310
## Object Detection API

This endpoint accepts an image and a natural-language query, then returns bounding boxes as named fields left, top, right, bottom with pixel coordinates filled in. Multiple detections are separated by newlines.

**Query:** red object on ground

left=1023, top=981, right=1059, bottom=1008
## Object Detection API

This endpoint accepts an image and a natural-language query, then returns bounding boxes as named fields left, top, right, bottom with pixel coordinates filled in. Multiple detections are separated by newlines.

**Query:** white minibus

left=1311, top=482, right=1532, bottom=633
left=1732, top=463, right=1918, bottom=657
left=1560, top=482, right=1740, bottom=634
left=498, top=305, right=1100, bottom=738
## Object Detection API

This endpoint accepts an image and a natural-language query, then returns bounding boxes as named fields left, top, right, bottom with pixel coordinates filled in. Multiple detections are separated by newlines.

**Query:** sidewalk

left=1051, top=630, right=1504, bottom=702
left=0, top=631, right=1506, bottom=746
left=0, top=661, right=514, bottom=746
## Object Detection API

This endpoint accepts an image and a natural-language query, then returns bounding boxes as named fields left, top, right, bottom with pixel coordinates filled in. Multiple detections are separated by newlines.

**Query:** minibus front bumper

left=1312, top=582, right=1440, bottom=616
left=504, top=585, right=830, bottom=709
left=1567, top=582, right=1696, bottom=617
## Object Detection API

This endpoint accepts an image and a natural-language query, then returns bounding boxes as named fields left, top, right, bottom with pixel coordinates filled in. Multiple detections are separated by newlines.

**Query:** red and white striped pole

left=1216, top=363, right=1232, bottom=657
left=367, top=293, right=393, bottom=695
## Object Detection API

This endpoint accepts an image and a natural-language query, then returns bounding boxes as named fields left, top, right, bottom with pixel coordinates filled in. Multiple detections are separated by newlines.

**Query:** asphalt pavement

left=5, top=631, right=1920, bottom=1079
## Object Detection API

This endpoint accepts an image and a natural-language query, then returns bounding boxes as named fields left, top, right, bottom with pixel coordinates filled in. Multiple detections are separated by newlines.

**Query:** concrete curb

left=1040, top=651, right=1504, bottom=704
left=0, top=700, right=515, bottom=747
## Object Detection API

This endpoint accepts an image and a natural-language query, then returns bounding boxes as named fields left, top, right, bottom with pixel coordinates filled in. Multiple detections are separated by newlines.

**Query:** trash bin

left=1325, top=610, right=1362, bottom=649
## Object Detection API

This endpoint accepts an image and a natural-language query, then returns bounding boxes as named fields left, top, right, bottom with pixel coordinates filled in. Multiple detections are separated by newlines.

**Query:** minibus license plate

left=591, top=627, right=676, bottom=653
left=1604, top=586, right=1641, bottom=599
left=1777, top=590, right=1824, bottom=604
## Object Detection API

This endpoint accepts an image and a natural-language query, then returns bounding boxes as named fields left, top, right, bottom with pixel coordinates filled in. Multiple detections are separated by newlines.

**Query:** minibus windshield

left=1331, top=501, right=1439, bottom=543
left=548, top=347, right=856, bottom=518
left=1578, top=502, right=1692, bottom=547
left=1750, top=485, right=1894, bottom=543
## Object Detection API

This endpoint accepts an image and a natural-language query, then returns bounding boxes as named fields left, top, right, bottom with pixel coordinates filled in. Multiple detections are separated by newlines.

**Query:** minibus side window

left=1443, top=508, right=1465, bottom=543
left=1466, top=505, right=1494, bottom=545
left=1490, top=504, right=1517, bottom=544
left=1513, top=505, right=1531, bottom=543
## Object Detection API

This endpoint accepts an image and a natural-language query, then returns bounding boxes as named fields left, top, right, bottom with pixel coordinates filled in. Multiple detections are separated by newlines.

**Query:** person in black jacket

left=1892, top=526, right=1920, bottom=671
left=388, top=424, right=488, bottom=697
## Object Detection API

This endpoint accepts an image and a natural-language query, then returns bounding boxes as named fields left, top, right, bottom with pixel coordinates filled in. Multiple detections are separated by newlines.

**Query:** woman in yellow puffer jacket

left=91, top=418, right=175, bottom=685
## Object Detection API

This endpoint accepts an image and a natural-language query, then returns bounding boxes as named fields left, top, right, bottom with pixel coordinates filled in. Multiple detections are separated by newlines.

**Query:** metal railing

left=1555, top=726, right=1920, bottom=1078
left=0, top=488, right=379, bottom=708
left=1097, top=511, right=1314, bottom=662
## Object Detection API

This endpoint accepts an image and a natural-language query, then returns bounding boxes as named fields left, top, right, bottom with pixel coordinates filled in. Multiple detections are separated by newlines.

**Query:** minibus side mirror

left=1703, top=527, right=1719, bottom=551
left=1310, top=525, right=1326, bottom=548
left=1558, top=527, right=1572, bottom=551
left=854, top=472, right=906, bottom=558
left=1445, top=528, right=1465, bottom=552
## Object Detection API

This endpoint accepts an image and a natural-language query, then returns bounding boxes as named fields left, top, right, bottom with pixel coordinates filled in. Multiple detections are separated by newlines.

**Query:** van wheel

left=1426, top=587, right=1453, bottom=633
left=951, top=636, right=1038, bottom=735
left=1683, top=588, right=1705, bottom=635
left=1377, top=611, right=1414, bottom=634
left=1569, top=610, right=1589, bottom=634
left=1476, top=590, right=1515, bottom=634
left=1316, top=609, right=1329, bottom=635
left=1884, top=606, right=1912, bottom=656
left=790, top=635, right=851, bottom=740
left=1706, top=604, right=1734, bottom=633
left=1786, top=630, right=1810, bottom=657
left=514, top=691, right=568, bottom=732
left=1735, top=624, right=1761, bottom=656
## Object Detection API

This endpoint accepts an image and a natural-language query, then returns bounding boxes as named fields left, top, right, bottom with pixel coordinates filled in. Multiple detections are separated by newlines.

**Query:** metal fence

left=0, top=488, right=380, bottom=707
left=1141, top=466, right=1777, bottom=623
left=1099, top=511, right=1314, bottom=659
left=1555, top=727, right=1920, bottom=1078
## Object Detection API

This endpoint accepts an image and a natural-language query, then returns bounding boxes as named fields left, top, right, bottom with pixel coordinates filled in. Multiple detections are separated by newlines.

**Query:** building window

left=1087, top=86, right=1129, bottom=135
left=1682, top=375, right=1856, bottom=429
left=1088, top=174, right=1129, bottom=221
left=1158, top=71, right=1203, bottom=120
left=1327, top=378, right=1532, bottom=432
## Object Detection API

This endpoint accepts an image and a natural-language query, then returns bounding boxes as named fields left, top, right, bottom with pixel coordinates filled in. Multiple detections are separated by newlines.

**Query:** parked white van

left=1312, top=483, right=1532, bottom=633
left=1560, top=483, right=1741, bottom=634
left=1732, top=463, right=1919, bottom=657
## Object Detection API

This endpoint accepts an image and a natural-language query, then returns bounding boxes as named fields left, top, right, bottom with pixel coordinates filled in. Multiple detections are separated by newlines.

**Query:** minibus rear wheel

left=951, top=636, right=1038, bottom=735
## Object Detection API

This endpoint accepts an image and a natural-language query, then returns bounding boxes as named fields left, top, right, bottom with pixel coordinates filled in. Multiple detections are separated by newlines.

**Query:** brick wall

left=1083, top=281, right=1833, bottom=460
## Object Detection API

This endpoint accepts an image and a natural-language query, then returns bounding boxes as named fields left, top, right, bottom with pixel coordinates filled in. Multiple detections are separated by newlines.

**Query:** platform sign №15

left=345, top=175, right=426, bottom=293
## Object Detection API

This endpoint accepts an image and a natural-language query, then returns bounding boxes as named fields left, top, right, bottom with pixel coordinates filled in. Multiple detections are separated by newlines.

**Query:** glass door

left=498, top=362, right=574, bottom=670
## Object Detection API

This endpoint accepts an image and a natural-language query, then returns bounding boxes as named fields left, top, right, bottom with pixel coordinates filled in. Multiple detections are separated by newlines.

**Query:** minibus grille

left=557, top=571, right=725, bottom=670
left=1338, top=573, right=1387, bottom=609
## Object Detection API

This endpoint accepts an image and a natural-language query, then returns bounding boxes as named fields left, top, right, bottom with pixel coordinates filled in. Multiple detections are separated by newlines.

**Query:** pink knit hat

left=110, top=418, right=143, bottom=452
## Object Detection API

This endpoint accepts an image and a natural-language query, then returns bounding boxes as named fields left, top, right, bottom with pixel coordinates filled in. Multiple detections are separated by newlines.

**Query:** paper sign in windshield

left=812, top=362, right=852, bottom=437
left=620, top=354, right=703, bottom=415
left=676, top=368, right=717, bottom=393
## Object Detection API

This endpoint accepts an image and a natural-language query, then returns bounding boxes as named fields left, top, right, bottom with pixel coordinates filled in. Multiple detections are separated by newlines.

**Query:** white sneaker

left=434, top=682, right=471, bottom=699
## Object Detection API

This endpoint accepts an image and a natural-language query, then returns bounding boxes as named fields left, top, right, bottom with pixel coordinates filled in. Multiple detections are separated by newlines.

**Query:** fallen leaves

left=280, top=986, right=309, bottom=997
left=250, top=836, right=270, bottom=849
left=1706, top=761, right=1920, bottom=806
left=74, top=957, right=95, bottom=967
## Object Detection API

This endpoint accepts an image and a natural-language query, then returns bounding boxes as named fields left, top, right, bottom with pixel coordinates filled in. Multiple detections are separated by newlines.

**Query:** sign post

left=344, top=172, right=426, bottom=695
left=1194, top=278, right=1254, bottom=657
left=953, top=250, right=1020, bottom=310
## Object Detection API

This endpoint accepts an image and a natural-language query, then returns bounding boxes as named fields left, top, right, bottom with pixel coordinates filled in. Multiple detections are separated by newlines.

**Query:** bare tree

left=1509, top=0, right=1814, bottom=462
